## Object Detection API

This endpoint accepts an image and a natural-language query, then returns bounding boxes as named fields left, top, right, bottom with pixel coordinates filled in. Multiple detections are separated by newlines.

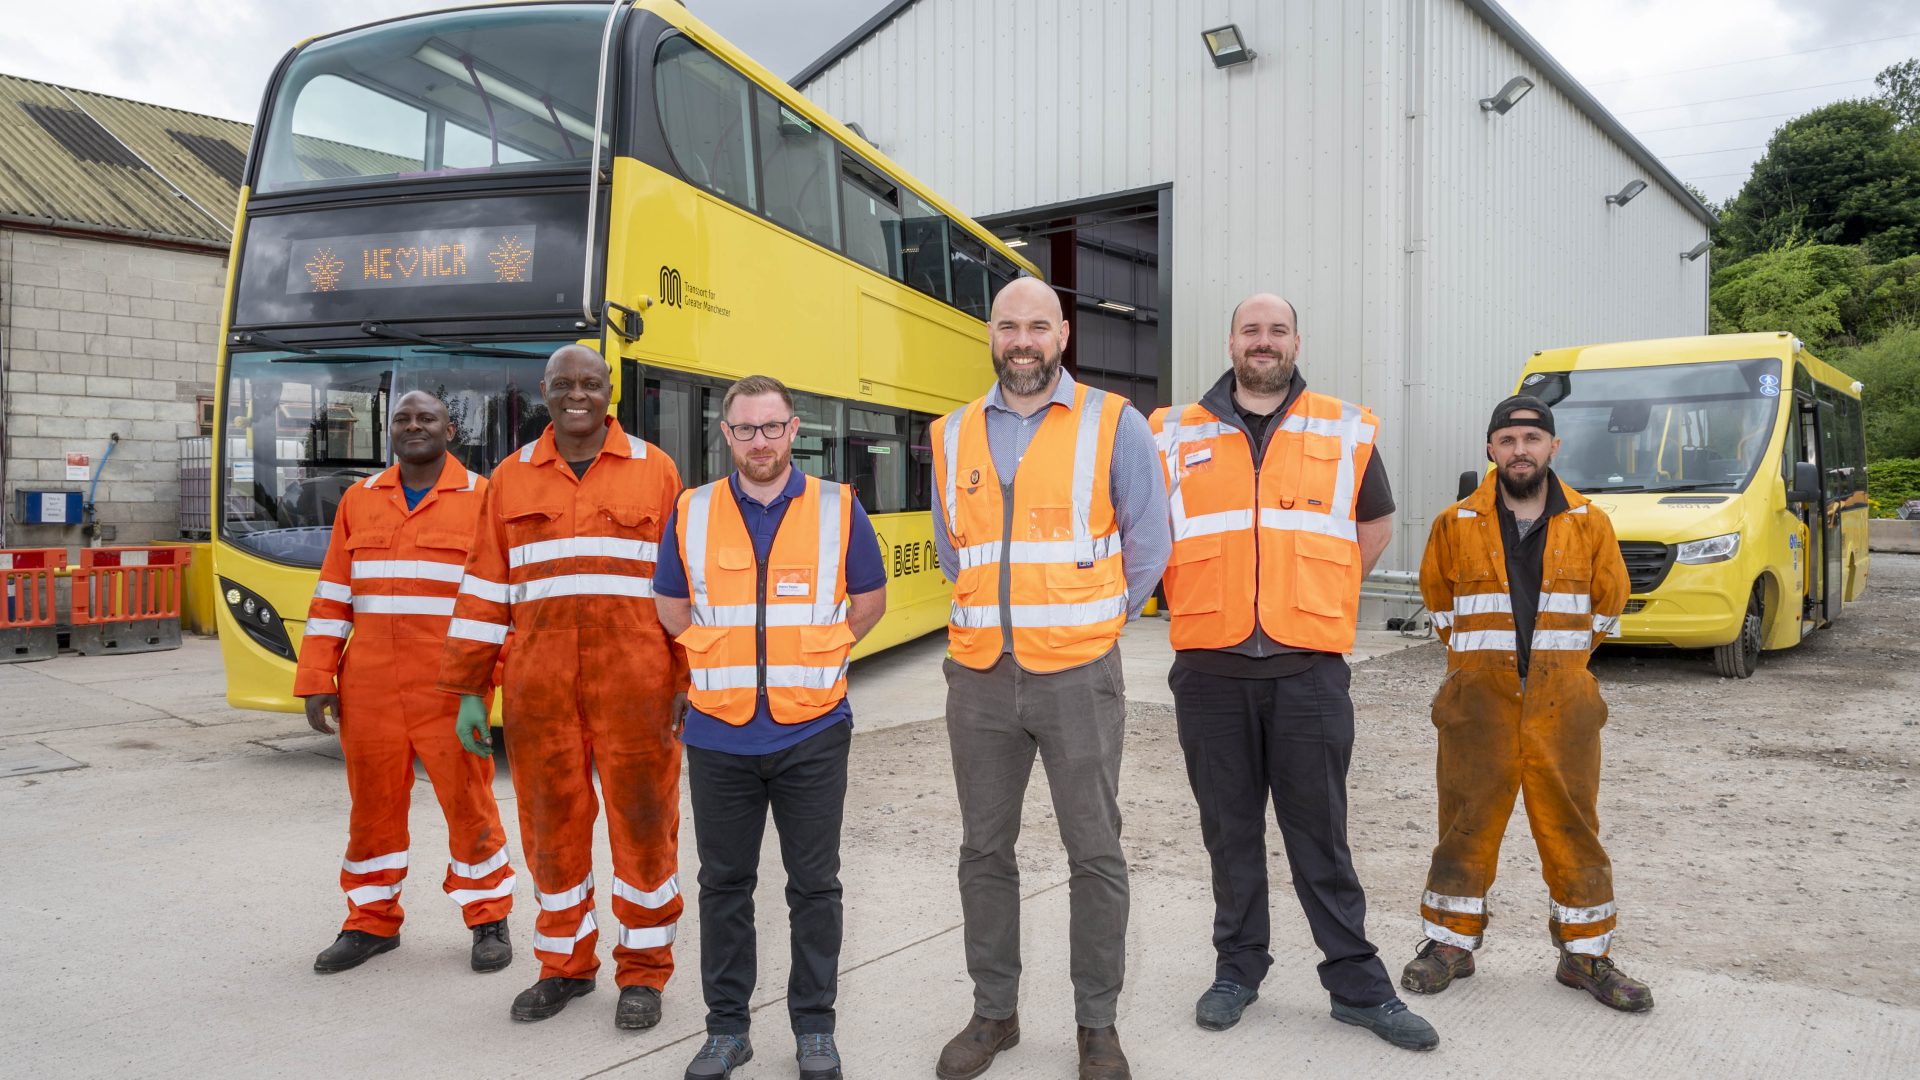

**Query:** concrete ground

left=3, top=566, right=1917, bottom=1079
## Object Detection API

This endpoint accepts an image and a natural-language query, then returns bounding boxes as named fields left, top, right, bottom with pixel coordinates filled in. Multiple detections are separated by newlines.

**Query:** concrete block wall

left=1, top=228, right=226, bottom=550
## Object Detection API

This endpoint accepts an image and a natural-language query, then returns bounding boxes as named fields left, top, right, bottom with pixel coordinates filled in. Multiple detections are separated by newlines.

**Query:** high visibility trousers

left=504, top=704, right=683, bottom=988
left=1419, top=665, right=1618, bottom=956
left=338, top=701, right=515, bottom=936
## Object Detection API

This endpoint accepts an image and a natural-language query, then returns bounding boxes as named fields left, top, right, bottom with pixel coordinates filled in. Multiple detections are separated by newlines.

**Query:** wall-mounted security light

left=1606, top=179, right=1648, bottom=206
left=1202, top=24, right=1257, bottom=69
left=1681, top=239, right=1713, bottom=261
left=1095, top=299, right=1138, bottom=314
left=1478, top=76, right=1534, bottom=115
left=1003, top=236, right=1029, bottom=249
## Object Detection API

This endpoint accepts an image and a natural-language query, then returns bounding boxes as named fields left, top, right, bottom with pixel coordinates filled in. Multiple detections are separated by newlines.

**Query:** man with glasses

left=439, top=345, right=688, bottom=1028
left=654, top=375, right=888, bottom=1080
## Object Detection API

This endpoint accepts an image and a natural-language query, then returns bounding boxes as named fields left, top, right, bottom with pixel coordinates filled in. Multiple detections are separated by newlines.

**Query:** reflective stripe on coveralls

left=1148, top=392, right=1380, bottom=653
left=293, top=455, right=514, bottom=933
left=931, top=382, right=1127, bottom=672
left=437, top=417, right=687, bottom=988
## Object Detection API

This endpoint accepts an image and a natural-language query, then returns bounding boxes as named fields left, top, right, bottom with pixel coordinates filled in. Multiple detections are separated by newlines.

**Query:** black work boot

left=470, top=920, right=511, bottom=973
left=616, top=985, right=663, bottom=1030
left=1557, top=952, right=1654, bottom=1012
left=313, top=930, right=399, bottom=973
left=795, top=1032, right=842, bottom=1080
left=511, top=975, right=595, bottom=1021
left=1195, top=978, right=1259, bottom=1031
left=1330, top=997, right=1440, bottom=1051
left=1401, top=938, right=1475, bottom=994
left=684, top=1033, right=752, bottom=1079
left=935, top=1012, right=1020, bottom=1080
left=1076, top=1024, right=1131, bottom=1080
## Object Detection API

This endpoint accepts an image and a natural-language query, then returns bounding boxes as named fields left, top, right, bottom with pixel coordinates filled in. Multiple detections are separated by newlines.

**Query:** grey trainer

left=1330, top=997, right=1440, bottom=1051
left=684, top=1034, right=752, bottom=1079
left=1195, top=979, right=1259, bottom=1031
left=796, top=1032, right=842, bottom=1080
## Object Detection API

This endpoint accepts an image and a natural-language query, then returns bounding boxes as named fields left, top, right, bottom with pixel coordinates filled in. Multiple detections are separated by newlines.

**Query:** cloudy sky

left=1, top=0, right=1914, bottom=205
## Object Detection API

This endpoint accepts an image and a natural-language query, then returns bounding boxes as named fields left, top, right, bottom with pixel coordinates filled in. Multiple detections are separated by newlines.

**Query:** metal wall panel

left=799, top=0, right=1709, bottom=567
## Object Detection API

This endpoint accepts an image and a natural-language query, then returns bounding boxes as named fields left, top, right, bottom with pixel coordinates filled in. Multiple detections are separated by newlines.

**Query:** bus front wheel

left=1713, top=582, right=1764, bottom=679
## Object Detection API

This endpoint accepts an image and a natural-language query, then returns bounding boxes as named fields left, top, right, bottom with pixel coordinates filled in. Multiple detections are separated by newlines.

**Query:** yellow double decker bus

left=212, top=0, right=1036, bottom=710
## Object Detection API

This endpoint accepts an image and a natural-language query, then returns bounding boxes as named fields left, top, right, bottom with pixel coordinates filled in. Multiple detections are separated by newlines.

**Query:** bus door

left=1794, top=394, right=1844, bottom=627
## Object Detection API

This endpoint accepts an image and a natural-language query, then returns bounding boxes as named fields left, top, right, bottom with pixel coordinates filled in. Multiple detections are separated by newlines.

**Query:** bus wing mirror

left=1458, top=470, right=1481, bottom=501
left=1787, top=461, right=1820, bottom=505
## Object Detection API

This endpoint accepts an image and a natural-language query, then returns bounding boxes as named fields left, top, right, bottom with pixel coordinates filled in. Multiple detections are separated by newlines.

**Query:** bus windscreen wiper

left=232, top=330, right=391, bottom=363
left=1642, top=482, right=1735, bottom=493
left=1579, top=484, right=1647, bottom=492
left=359, top=321, right=550, bottom=359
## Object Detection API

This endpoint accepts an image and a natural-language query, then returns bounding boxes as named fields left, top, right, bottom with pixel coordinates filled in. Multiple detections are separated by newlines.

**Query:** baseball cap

left=1487, top=395, right=1555, bottom=440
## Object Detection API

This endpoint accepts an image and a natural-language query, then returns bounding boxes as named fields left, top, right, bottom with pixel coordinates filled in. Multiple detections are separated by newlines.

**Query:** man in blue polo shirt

left=655, top=375, right=888, bottom=1080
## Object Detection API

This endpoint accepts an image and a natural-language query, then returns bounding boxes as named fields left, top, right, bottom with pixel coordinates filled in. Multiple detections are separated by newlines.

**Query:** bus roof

left=648, top=0, right=1039, bottom=279
left=1526, top=332, right=1861, bottom=398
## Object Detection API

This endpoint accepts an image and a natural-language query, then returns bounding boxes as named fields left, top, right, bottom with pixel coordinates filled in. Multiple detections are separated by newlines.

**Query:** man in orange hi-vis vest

left=1401, top=395, right=1651, bottom=1013
left=1149, top=294, right=1436, bottom=1052
left=655, top=375, right=887, bottom=1080
left=297, top=389, right=515, bottom=977
left=438, top=344, right=688, bottom=1029
left=930, top=277, right=1170, bottom=1080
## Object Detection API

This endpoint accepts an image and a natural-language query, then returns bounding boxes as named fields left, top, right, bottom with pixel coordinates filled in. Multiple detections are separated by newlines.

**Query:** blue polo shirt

left=654, top=469, right=887, bottom=756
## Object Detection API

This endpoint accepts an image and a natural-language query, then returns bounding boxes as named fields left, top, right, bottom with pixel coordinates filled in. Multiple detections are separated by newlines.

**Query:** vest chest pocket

left=1027, top=504, right=1074, bottom=543
left=414, top=529, right=471, bottom=558
left=1165, top=532, right=1224, bottom=614
left=344, top=529, right=396, bottom=555
left=601, top=504, right=659, bottom=539
left=1293, top=530, right=1353, bottom=618
left=677, top=623, right=731, bottom=668
left=1295, top=433, right=1345, bottom=507
left=503, top=505, right=564, bottom=546
left=716, top=548, right=755, bottom=574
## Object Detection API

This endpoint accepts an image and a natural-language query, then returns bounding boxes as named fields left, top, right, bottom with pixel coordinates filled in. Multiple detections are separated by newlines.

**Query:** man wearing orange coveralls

left=440, top=344, right=689, bottom=1028
left=298, top=389, right=516, bottom=976
left=1402, top=395, right=1652, bottom=1013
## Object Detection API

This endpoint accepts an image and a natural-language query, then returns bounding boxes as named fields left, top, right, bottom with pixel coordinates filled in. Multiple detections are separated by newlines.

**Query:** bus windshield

left=1526, top=357, right=1784, bottom=494
left=221, top=345, right=558, bottom=566
left=254, top=4, right=609, bottom=194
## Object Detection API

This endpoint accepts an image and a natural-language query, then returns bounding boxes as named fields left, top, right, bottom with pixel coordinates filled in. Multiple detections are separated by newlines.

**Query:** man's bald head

left=391, top=388, right=449, bottom=423
left=988, top=276, right=1070, bottom=399
left=1229, top=293, right=1299, bottom=336
left=544, top=343, right=611, bottom=381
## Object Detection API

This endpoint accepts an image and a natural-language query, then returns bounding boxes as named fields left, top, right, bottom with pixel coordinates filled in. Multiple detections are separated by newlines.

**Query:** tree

left=1708, top=243, right=1864, bottom=346
left=1878, top=58, right=1920, bottom=129
left=1714, top=100, right=1920, bottom=264
left=1827, top=323, right=1920, bottom=462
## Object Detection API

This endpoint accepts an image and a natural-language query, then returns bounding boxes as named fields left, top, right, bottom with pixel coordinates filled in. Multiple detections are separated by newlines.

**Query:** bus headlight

left=218, top=575, right=295, bottom=659
left=1675, top=532, right=1740, bottom=565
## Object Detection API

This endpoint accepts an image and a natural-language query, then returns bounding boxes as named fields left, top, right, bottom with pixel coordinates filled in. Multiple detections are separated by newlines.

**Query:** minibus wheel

left=1713, top=582, right=1764, bottom=679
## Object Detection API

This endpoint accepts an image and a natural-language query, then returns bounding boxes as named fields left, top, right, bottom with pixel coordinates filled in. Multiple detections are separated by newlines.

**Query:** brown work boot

left=1076, top=1025, right=1131, bottom=1080
left=935, top=1013, right=1019, bottom=1080
left=1401, top=938, right=1475, bottom=994
left=1557, top=951, right=1654, bottom=1013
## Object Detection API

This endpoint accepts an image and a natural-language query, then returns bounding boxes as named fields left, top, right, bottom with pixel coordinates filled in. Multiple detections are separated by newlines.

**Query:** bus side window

left=849, top=407, right=907, bottom=514
left=755, top=92, right=841, bottom=247
left=791, top=391, right=847, bottom=483
left=907, top=412, right=936, bottom=513
left=951, top=230, right=990, bottom=319
left=841, top=154, right=903, bottom=277
left=899, top=198, right=953, bottom=304
left=655, top=38, right=758, bottom=208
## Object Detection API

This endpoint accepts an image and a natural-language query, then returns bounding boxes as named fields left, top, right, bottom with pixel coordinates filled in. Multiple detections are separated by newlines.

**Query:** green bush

left=1709, top=244, right=1864, bottom=347
left=1867, top=457, right=1920, bottom=516
left=1826, top=323, right=1920, bottom=460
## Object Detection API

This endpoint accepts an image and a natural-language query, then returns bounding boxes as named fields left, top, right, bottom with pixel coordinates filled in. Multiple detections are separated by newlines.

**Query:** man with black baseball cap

left=1400, top=396, right=1651, bottom=1013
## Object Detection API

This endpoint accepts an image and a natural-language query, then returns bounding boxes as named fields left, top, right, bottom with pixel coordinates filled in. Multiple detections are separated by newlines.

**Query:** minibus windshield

left=1524, top=357, right=1783, bottom=494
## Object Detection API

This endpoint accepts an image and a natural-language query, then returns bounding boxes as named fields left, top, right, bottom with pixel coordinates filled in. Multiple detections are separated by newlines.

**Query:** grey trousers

left=943, top=648, right=1129, bottom=1028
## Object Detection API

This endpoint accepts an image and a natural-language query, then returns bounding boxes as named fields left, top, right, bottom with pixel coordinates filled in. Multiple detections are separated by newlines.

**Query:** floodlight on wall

left=1096, top=299, right=1139, bottom=314
left=1606, top=179, right=1648, bottom=206
left=1202, top=24, right=1257, bottom=69
left=1003, top=236, right=1029, bottom=249
left=1681, top=239, right=1713, bottom=261
left=1478, top=76, right=1534, bottom=115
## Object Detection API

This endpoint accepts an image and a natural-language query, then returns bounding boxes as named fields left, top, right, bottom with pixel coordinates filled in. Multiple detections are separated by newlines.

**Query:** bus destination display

left=286, top=226, right=538, bottom=294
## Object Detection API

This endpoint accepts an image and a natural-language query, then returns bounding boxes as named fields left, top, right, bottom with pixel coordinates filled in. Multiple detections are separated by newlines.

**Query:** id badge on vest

left=772, top=566, right=815, bottom=599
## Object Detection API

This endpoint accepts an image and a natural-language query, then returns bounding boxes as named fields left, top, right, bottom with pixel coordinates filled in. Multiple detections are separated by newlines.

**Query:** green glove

left=456, top=695, right=491, bottom=757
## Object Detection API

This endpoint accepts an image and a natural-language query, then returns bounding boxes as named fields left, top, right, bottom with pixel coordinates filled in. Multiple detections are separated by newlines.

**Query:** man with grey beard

left=1148, top=294, right=1437, bottom=1050
left=929, top=277, right=1169, bottom=1080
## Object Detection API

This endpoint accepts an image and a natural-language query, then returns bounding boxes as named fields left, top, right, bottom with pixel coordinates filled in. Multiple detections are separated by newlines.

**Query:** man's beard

left=1232, top=346, right=1296, bottom=395
left=1498, top=458, right=1548, bottom=501
left=993, top=346, right=1061, bottom=397
left=738, top=448, right=788, bottom=484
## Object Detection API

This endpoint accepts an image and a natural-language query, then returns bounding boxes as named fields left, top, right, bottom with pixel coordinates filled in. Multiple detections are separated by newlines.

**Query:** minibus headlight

left=1675, top=532, right=1740, bottom=565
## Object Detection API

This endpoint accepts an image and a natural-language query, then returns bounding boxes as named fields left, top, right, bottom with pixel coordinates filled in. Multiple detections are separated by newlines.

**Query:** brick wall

left=1, top=228, right=226, bottom=549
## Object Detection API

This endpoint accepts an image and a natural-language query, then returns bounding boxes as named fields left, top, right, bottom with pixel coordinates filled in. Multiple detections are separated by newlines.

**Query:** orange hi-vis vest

left=674, top=472, right=855, bottom=724
left=1149, top=390, right=1379, bottom=654
left=932, top=381, right=1127, bottom=673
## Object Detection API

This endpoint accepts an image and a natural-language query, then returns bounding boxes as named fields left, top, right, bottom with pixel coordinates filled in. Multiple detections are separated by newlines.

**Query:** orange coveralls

left=295, top=455, right=515, bottom=937
left=1416, top=473, right=1630, bottom=956
left=438, top=418, right=687, bottom=990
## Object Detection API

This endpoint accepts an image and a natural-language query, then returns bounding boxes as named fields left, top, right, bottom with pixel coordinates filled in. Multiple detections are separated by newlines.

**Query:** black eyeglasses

left=726, top=419, right=794, bottom=441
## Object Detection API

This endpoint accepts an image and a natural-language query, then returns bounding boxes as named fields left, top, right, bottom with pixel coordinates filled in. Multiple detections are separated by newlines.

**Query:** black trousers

left=687, top=720, right=851, bottom=1035
left=1169, top=656, right=1394, bottom=1007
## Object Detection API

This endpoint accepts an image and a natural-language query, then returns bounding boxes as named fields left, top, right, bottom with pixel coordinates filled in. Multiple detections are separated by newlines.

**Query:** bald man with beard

left=929, top=278, right=1170, bottom=1080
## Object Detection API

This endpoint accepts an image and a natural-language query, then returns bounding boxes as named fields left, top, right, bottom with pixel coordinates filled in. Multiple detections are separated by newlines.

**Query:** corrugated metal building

left=795, top=0, right=1715, bottom=566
